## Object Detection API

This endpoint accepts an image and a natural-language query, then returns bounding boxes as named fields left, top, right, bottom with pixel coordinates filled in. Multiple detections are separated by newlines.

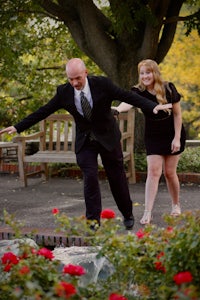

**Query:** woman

left=115, top=59, right=186, bottom=225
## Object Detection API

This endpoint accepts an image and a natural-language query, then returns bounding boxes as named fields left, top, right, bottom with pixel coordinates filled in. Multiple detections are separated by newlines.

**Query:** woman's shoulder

left=164, top=81, right=175, bottom=92
left=164, top=81, right=181, bottom=102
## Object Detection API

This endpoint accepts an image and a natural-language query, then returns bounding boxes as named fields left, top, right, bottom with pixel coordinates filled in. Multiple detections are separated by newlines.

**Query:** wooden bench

left=13, top=110, right=135, bottom=187
left=186, top=140, right=200, bottom=147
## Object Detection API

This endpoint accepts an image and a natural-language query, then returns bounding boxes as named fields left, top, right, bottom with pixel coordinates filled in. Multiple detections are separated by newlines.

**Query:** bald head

left=66, top=58, right=86, bottom=74
left=66, top=58, right=88, bottom=90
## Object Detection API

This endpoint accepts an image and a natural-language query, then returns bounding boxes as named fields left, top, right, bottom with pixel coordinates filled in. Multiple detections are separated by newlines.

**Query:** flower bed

left=0, top=208, right=200, bottom=299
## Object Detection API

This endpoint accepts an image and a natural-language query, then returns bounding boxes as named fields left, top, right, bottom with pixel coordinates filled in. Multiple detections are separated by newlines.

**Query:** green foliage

left=1, top=210, right=200, bottom=299
left=184, top=0, right=200, bottom=35
left=107, top=0, right=156, bottom=36
left=135, top=147, right=200, bottom=173
left=134, top=152, right=147, bottom=172
left=0, top=1, right=102, bottom=128
left=95, top=211, right=200, bottom=299
left=177, top=146, right=200, bottom=173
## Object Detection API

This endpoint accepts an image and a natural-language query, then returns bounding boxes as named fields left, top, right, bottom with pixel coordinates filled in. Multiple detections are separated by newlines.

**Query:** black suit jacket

left=15, top=76, right=158, bottom=153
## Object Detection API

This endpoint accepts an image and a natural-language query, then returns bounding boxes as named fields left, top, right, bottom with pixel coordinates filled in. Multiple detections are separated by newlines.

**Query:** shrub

left=135, top=147, right=200, bottom=173
left=177, top=147, right=200, bottom=173
left=0, top=209, right=200, bottom=299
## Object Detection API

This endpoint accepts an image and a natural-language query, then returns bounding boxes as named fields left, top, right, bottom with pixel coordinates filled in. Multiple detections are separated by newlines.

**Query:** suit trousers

left=76, top=137, right=133, bottom=223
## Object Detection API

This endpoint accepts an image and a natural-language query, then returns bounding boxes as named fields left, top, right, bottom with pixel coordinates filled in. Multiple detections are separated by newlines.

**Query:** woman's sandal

left=140, top=210, right=152, bottom=225
left=171, top=203, right=181, bottom=216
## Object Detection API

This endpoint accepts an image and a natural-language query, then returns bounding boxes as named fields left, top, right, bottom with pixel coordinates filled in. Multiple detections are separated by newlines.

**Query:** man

left=0, top=58, right=172, bottom=230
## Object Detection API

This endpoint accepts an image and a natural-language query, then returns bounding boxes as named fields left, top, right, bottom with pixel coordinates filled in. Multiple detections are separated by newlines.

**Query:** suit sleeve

left=105, top=78, right=157, bottom=113
left=14, top=91, right=63, bottom=133
left=125, top=90, right=157, bottom=112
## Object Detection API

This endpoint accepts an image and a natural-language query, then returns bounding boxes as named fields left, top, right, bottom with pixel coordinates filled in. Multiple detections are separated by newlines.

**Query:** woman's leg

left=163, top=154, right=181, bottom=215
left=140, top=155, right=163, bottom=224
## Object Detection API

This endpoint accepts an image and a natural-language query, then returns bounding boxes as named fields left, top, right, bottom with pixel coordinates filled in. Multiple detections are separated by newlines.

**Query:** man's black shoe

left=123, top=215, right=134, bottom=230
left=89, top=223, right=99, bottom=232
left=87, top=219, right=100, bottom=232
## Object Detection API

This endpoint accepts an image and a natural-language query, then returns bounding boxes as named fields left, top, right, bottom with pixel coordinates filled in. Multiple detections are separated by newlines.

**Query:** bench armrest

left=13, top=132, right=44, bottom=143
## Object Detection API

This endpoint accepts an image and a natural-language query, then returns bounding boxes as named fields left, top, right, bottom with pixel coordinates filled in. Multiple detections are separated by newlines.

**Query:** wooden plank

left=24, top=151, right=77, bottom=163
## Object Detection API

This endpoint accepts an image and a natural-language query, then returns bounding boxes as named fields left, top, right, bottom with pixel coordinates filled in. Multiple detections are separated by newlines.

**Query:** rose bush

left=0, top=209, right=199, bottom=299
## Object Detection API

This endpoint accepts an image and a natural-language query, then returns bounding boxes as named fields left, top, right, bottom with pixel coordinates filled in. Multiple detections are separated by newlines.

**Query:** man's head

left=66, top=58, right=88, bottom=90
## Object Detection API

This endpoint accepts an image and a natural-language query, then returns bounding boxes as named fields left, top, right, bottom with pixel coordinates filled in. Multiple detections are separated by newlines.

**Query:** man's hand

left=153, top=103, right=172, bottom=114
left=0, top=126, right=17, bottom=135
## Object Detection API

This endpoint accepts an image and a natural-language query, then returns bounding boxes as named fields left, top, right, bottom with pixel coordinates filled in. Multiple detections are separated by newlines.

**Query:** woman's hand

left=153, top=103, right=172, bottom=114
left=112, top=103, right=133, bottom=113
left=171, top=137, right=181, bottom=153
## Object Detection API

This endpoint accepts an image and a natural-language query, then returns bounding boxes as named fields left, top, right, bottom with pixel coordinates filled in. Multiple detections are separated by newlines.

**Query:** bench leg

left=18, top=161, right=27, bottom=187
left=127, top=156, right=136, bottom=184
left=0, top=148, right=2, bottom=167
left=17, top=144, right=27, bottom=187
left=41, top=163, right=48, bottom=181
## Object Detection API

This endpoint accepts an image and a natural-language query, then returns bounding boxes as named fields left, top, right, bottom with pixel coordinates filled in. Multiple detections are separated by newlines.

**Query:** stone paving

left=0, top=174, right=199, bottom=235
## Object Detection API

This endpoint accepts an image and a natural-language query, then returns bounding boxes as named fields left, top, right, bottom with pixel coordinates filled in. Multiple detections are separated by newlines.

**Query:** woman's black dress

left=131, top=82, right=186, bottom=156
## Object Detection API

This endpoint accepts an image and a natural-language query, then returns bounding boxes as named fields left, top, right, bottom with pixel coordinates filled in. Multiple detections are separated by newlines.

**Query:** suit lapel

left=65, top=86, right=80, bottom=115
left=88, top=77, right=98, bottom=106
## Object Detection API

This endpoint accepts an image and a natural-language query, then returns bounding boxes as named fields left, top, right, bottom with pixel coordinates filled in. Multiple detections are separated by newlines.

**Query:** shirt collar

left=74, top=78, right=89, bottom=97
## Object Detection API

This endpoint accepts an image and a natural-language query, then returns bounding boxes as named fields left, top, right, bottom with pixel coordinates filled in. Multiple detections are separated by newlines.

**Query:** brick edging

left=0, top=227, right=89, bottom=247
left=135, top=172, right=200, bottom=184
left=0, top=163, right=200, bottom=184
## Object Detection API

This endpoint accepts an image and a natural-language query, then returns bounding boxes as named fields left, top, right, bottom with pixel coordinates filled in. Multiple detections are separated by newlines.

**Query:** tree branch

left=36, top=66, right=63, bottom=71
left=164, top=9, right=200, bottom=24
left=155, top=0, right=184, bottom=63
left=38, top=0, right=118, bottom=80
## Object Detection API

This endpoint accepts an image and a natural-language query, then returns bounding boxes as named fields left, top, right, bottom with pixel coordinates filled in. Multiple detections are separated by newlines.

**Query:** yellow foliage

left=160, top=25, right=200, bottom=138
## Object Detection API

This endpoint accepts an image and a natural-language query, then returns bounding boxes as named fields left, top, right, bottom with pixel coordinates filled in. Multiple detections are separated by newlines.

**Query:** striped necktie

left=80, top=91, right=92, bottom=121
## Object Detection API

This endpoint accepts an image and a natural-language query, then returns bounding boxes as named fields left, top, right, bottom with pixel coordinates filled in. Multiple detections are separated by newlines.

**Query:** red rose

left=156, top=252, right=165, bottom=260
left=52, top=208, right=60, bottom=215
left=155, top=252, right=166, bottom=273
left=173, top=271, right=193, bottom=285
left=154, top=261, right=166, bottom=273
left=166, top=226, right=173, bottom=233
left=109, top=293, right=128, bottom=300
left=135, top=229, right=145, bottom=239
left=55, top=281, right=76, bottom=298
left=31, top=248, right=37, bottom=255
left=63, top=264, right=86, bottom=276
left=37, top=248, right=54, bottom=260
left=19, top=265, right=30, bottom=275
left=3, top=263, right=12, bottom=272
left=19, top=252, right=29, bottom=259
left=1, top=252, right=19, bottom=265
left=101, top=209, right=116, bottom=219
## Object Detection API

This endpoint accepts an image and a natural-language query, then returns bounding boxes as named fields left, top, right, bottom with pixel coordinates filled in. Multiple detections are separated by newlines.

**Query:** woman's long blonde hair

left=136, top=59, right=168, bottom=105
